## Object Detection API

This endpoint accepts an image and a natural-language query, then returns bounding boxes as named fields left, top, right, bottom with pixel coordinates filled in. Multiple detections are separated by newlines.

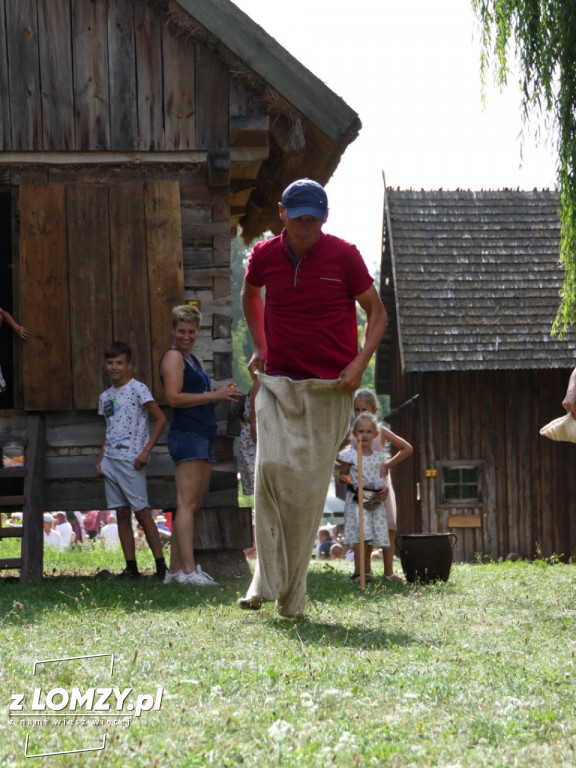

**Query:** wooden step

left=0, top=467, right=26, bottom=478
left=0, top=526, right=24, bottom=539
left=0, top=495, right=25, bottom=509
left=0, top=557, right=22, bottom=569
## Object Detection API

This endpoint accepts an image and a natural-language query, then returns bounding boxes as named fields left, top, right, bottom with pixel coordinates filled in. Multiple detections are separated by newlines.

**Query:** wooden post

left=20, top=413, right=46, bottom=583
left=357, top=437, right=365, bottom=589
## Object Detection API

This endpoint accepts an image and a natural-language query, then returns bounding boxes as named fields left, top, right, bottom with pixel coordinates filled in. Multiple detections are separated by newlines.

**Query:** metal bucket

left=395, top=533, right=457, bottom=583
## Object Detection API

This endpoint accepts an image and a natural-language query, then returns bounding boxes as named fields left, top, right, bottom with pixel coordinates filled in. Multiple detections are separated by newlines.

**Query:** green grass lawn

left=1, top=541, right=575, bottom=767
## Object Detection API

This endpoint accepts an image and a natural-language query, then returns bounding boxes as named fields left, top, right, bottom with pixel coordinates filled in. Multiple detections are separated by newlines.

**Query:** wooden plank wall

left=385, top=336, right=421, bottom=541
left=146, top=180, right=187, bottom=398
left=67, top=185, right=113, bottom=407
left=19, top=185, right=73, bottom=410
left=109, top=183, right=153, bottom=388
left=0, top=410, right=251, bottom=548
left=0, top=0, right=252, bottom=544
left=0, top=0, right=227, bottom=154
left=3, top=168, right=239, bottom=532
left=392, top=368, right=576, bottom=562
left=179, top=177, right=233, bottom=380
left=18, top=181, right=183, bottom=410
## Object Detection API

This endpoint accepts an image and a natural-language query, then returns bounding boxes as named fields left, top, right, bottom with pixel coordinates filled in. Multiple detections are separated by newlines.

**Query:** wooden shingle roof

left=383, top=188, right=576, bottom=374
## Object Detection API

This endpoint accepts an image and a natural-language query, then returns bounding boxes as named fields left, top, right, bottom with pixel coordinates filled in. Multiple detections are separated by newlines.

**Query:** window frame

left=437, top=460, right=484, bottom=508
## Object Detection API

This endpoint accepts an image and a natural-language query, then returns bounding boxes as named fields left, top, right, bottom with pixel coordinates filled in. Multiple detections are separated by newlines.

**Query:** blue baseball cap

left=281, top=179, right=328, bottom=220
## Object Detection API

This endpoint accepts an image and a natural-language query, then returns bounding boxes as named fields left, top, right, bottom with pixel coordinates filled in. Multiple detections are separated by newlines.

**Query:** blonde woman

left=160, top=305, right=242, bottom=586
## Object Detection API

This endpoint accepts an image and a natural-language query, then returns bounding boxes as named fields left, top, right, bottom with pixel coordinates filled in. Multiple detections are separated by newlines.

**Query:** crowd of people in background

left=18, top=508, right=172, bottom=552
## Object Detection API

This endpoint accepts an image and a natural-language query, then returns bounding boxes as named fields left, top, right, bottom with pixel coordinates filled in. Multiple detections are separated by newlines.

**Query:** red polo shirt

left=244, top=230, right=373, bottom=379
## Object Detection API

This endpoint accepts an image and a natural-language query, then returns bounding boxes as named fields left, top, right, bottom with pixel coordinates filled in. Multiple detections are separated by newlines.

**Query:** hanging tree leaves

left=472, top=0, right=576, bottom=334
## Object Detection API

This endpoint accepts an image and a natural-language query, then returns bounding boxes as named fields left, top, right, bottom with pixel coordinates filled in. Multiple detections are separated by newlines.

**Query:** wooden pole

left=357, top=437, right=365, bottom=589
left=20, top=412, right=46, bottom=583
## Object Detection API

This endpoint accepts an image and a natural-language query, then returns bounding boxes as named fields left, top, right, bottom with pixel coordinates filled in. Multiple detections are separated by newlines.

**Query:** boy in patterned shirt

left=96, top=342, right=167, bottom=579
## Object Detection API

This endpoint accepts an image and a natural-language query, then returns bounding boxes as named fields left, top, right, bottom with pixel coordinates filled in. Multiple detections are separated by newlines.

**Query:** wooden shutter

left=19, top=180, right=183, bottom=411
left=20, top=184, right=72, bottom=410
left=67, top=184, right=114, bottom=408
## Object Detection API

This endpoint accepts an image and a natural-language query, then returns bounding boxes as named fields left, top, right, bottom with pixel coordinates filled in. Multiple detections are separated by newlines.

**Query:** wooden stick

left=357, top=436, right=365, bottom=589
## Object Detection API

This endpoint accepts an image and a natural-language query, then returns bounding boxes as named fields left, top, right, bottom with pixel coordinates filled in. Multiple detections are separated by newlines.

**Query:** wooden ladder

left=0, top=414, right=46, bottom=582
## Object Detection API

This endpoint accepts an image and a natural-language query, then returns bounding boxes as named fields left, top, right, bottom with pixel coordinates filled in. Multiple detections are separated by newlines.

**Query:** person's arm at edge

left=336, top=284, right=388, bottom=392
left=2, top=309, right=28, bottom=340
left=96, top=434, right=106, bottom=476
left=562, top=367, right=576, bottom=419
left=242, top=278, right=267, bottom=378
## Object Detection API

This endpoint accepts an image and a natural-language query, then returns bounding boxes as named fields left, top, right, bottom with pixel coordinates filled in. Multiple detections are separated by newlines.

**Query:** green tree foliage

left=230, top=235, right=255, bottom=393
left=472, top=0, right=576, bottom=333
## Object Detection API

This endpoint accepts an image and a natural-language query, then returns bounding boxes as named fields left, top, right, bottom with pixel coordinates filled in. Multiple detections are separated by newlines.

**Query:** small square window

left=438, top=461, right=483, bottom=506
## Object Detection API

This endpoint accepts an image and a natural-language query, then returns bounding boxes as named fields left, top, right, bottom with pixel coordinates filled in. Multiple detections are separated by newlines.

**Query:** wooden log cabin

left=377, top=187, right=576, bottom=563
left=0, top=0, right=361, bottom=581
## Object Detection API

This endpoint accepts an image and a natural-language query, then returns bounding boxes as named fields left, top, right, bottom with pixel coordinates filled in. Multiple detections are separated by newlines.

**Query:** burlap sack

left=242, top=374, right=352, bottom=616
left=539, top=413, right=576, bottom=443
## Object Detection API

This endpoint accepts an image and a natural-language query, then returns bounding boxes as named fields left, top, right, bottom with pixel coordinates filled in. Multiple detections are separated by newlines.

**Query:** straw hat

left=539, top=413, right=576, bottom=443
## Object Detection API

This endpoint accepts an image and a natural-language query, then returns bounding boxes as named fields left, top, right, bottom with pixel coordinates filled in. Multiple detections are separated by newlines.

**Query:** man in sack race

left=238, top=178, right=388, bottom=617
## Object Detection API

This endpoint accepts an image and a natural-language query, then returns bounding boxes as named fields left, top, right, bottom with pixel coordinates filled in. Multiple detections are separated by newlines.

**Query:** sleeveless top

left=160, top=349, right=217, bottom=438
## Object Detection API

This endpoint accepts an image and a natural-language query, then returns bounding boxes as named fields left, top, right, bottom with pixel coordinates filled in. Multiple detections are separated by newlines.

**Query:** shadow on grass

left=268, top=614, right=416, bottom=649
left=305, top=565, right=459, bottom=604
left=0, top=561, right=457, bottom=631
left=0, top=571, right=243, bottom=617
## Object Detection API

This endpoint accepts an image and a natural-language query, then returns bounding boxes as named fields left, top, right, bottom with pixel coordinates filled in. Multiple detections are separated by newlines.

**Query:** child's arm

left=95, top=435, right=106, bottom=477
left=376, top=462, right=390, bottom=500
left=338, top=461, right=352, bottom=485
left=134, top=401, right=167, bottom=470
left=380, top=426, right=413, bottom=474
left=2, top=310, right=29, bottom=340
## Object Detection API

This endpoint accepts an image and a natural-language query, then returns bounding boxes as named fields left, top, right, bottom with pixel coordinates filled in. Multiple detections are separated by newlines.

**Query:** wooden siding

left=0, top=0, right=360, bottom=241
left=0, top=411, right=252, bottom=550
left=0, top=0, right=201, bottom=153
left=3, top=168, right=236, bottom=520
left=390, top=368, right=576, bottom=562
left=19, top=185, right=73, bottom=410
left=134, top=1, right=164, bottom=150
left=18, top=180, right=183, bottom=410
left=67, top=184, right=113, bottom=406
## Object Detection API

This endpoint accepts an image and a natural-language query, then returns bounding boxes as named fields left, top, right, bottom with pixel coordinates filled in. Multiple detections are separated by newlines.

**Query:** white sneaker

left=164, top=570, right=182, bottom=584
left=194, top=565, right=218, bottom=586
left=176, top=565, right=218, bottom=586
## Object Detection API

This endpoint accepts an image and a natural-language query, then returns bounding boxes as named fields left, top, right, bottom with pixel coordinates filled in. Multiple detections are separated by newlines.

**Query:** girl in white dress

left=338, top=412, right=390, bottom=583
left=344, top=389, right=413, bottom=582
